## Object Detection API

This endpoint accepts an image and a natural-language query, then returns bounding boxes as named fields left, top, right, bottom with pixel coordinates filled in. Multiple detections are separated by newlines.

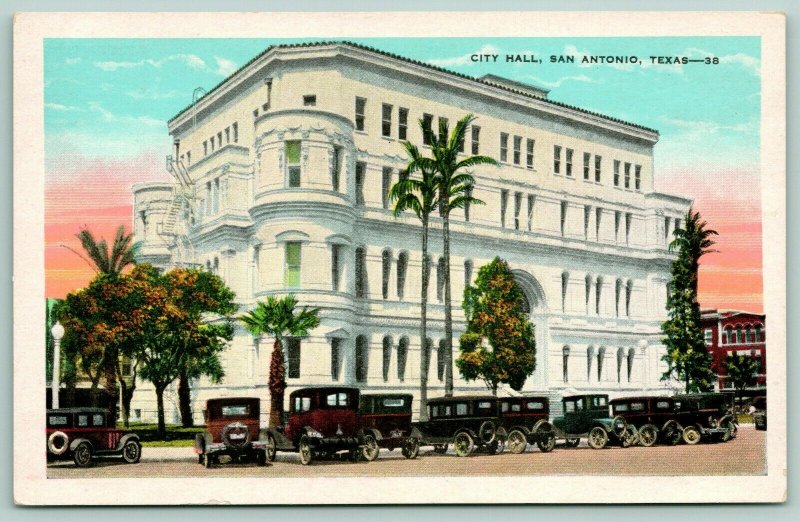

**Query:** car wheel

left=537, top=432, right=556, bottom=453
left=203, top=454, right=215, bottom=469
left=493, top=427, right=507, bottom=454
left=453, top=432, right=474, bottom=457
left=433, top=444, right=448, bottom=454
left=682, top=425, right=701, bottom=445
left=362, top=434, right=380, bottom=462
left=256, top=450, right=267, bottom=466
left=621, top=425, right=638, bottom=448
left=47, top=431, right=70, bottom=456
left=587, top=427, right=609, bottom=450
left=565, top=438, right=580, bottom=448
left=611, top=415, right=629, bottom=439
left=661, top=421, right=682, bottom=445
left=478, top=421, right=497, bottom=444
left=507, top=429, right=528, bottom=454
left=73, top=441, right=93, bottom=468
left=121, top=439, right=142, bottom=464
left=402, top=437, right=420, bottom=459
left=298, top=437, right=313, bottom=465
left=266, top=434, right=277, bottom=462
left=638, top=425, right=658, bottom=447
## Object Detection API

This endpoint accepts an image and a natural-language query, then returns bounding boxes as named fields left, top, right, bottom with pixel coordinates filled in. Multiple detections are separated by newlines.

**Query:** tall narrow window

left=213, top=178, right=220, bottom=214
left=560, top=201, right=568, bottom=236
left=500, top=133, right=509, bottom=162
left=232, top=122, right=238, bottom=143
left=265, top=79, right=272, bottom=110
left=331, top=338, right=341, bottom=381
left=627, top=349, right=635, bottom=382
left=382, top=167, right=392, bottom=209
left=565, top=148, right=574, bottom=177
left=617, top=348, right=624, bottom=383
left=562, top=346, right=570, bottom=383
left=382, top=249, right=391, bottom=300
left=225, top=127, right=230, bottom=144
left=595, top=207, right=603, bottom=240
left=513, top=136, right=522, bottom=165
left=218, top=132, right=223, bottom=148
left=594, top=155, right=601, bottom=182
left=527, top=195, right=535, bottom=231
left=464, top=259, right=473, bottom=289
left=437, top=117, right=448, bottom=144
left=355, top=97, right=366, bottom=132
left=613, top=160, right=621, bottom=186
left=587, top=346, right=595, bottom=382
left=397, top=337, right=409, bottom=381
left=526, top=139, right=534, bottom=169
left=584, top=205, right=591, bottom=240
left=561, top=272, right=569, bottom=312
left=437, top=340, right=447, bottom=382
left=626, top=280, right=633, bottom=317
left=585, top=275, right=592, bottom=315
left=381, top=103, right=392, bottom=137
left=422, top=113, right=434, bottom=145
left=186, top=151, right=191, bottom=165
left=286, top=141, right=301, bottom=188
left=597, top=347, right=605, bottom=381
left=624, top=162, right=631, bottom=189
left=355, top=162, right=366, bottom=206
left=331, top=146, right=342, bottom=191
left=355, top=247, right=367, bottom=298
left=514, top=192, right=522, bottom=230
left=595, top=277, right=603, bottom=315
left=210, top=136, right=215, bottom=152
left=436, top=257, right=445, bottom=302
left=614, top=211, right=621, bottom=241
left=471, top=126, right=480, bottom=154
left=355, top=335, right=368, bottom=383
left=397, top=251, right=408, bottom=299
left=457, top=128, right=465, bottom=153
left=500, top=190, right=509, bottom=227
left=203, top=140, right=208, bottom=156
left=615, top=279, right=622, bottom=317
left=287, top=338, right=301, bottom=379
left=382, top=336, right=392, bottom=382
left=583, top=152, right=591, bottom=180
left=398, top=107, right=408, bottom=140
left=331, top=244, right=342, bottom=291
left=285, top=242, right=301, bottom=289
left=625, top=213, right=632, bottom=245
left=635, top=165, right=642, bottom=191
left=553, top=145, right=561, bottom=174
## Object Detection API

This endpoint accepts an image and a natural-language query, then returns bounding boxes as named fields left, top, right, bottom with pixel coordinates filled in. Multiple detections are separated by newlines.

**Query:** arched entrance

left=511, top=270, right=549, bottom=389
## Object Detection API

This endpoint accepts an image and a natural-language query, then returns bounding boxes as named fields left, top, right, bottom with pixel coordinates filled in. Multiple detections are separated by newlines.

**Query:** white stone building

left=130, top=42, right=689, bottom=424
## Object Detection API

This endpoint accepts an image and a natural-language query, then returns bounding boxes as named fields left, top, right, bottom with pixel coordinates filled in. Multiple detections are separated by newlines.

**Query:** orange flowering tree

left=456, top=257, right=536, bottom=395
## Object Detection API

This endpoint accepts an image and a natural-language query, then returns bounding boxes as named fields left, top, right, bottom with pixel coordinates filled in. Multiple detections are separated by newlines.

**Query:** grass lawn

left=121, top=422, right=204, bottom=447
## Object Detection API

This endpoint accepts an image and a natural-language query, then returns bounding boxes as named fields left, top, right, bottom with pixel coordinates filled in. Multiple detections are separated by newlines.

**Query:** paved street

left=47, top=425, right=765, bottom=478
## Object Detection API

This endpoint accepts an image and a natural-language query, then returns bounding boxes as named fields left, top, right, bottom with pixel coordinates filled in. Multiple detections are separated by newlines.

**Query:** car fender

left=455, top=427, right=478, bottom=440
left=360, top=428, right=382, bottom=442
left=409, top=426, right=424, bottom=440
left=69, top=437, right=92, bottom=452
left=266, top=428, right=292, bottom=448
left=117, top=433, right=140, bottom=450
left=719, top=414, right=735, bottom=426
left=532, top=419, right=554, bottom=434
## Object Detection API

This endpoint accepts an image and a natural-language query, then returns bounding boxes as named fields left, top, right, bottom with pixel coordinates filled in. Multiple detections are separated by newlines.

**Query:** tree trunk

left=103, top=349, right=119, bottom=411
left=178, top=370, right=193, bottom=427
left=442, top=212, right=454, bottom=397
left=155, top=385, right=167, bottom=440
left=418, top=216, right=430, bottom=422
left=118, top=376, right=134, bottom=428
left=268, top=339, right=287, bottom=427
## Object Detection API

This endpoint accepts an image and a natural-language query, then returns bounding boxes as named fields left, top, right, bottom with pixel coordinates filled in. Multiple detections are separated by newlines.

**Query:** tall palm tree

left=240, top=295, right=320, bottom=427
left=668, top=207, right=718, bottom=300
left=74, top=225, right=140, bottom=277
left=428, top=114, right=498, bottom=396
left=389, top=138, right=439, bottom=421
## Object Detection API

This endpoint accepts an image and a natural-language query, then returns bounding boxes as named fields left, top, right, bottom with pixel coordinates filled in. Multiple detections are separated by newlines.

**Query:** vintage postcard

left=13, top=11, right=786, bottom=504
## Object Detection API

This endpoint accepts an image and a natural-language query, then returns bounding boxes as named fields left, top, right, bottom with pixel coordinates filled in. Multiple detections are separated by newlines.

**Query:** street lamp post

left=51, top=322, right=64, bottom=409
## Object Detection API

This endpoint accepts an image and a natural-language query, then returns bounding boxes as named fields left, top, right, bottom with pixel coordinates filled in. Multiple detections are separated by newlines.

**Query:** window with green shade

left=285, top=242, right=301, bottom=288
left=285, top=141, right=301, bottom=187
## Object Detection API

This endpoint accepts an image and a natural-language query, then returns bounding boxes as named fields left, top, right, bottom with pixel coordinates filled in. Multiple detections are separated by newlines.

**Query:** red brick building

left=700, top=309, right=766, bottom=393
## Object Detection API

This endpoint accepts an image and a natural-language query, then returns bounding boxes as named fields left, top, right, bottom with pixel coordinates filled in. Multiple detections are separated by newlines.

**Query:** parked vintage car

left=551, top=394, right=634, bottom=449
left=498, top=396, right=556, bottom=453
left=751, top=396, right=767, bottom=431
left=358, top=393, right=418, bottom=460
left=673, top=392, right=737, bottom=444
left=264, top=387, right=374, bottom=465
left=194, top=397, right=269, bottom=468
left=411, top=396, right=506, bottom=457
left=609, top=396, right=683, bottom=447
left=46, top=407, right=141, bottom=467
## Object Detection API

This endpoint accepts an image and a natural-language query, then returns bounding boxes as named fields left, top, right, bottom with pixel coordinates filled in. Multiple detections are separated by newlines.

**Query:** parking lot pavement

left=140, top=447, right=196, bottom=462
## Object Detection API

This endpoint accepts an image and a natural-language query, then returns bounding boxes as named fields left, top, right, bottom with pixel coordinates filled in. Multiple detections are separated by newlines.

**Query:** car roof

left=563, top=394, right=609, bottom=401
left=500, top=396, right=549, bottom=402
left=427, top=395, right=498, bottom=403
left=205, top=397, right=260, bottom=406
left=610, top=396, right=672, bottom=403
left=360, top=393, right=413, bottom=399
left=290, top=386, right=359, bottom=396
left=47, top=408, right=108, bottom=414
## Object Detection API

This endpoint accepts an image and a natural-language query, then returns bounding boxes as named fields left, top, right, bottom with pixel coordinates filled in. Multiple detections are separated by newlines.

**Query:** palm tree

left=240, top=295, right=320, bottom=427
left=668, top=207, right=718, bottom=301
left=389, top=138, right=439, bottom=421
left=74, top=225, right=140, bottom=277
left=428, top=114, right=498, bottom=396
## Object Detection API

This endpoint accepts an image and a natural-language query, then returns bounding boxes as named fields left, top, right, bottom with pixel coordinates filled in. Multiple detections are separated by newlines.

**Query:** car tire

left=587, top=427, right=609, bottom=450
left=565, top=437, right=581, bottom=448
left=507, top=429, right=528, bottom=454
left=638, top=425, right=658, bottom=447
left=121, top=439, right=142, bottom=464
left=493, top=427, right=507, bottom=454
left=402, top=437, right=420, bottom=459
left=661, top=421, right=682, bottom=445
left=478, top=421, right=497, bottom=444
left=298, top=436, right=313, bottom=465
left=362, top=433, right=380, bottom=462
left=537, top=432, right=556, bottom=453
left=47, top=431, right=69, bottom=456
left=611, top=415, right=629, bottom=439
left=266, top=434, right=277, bottom=462
left=203, top=453, right=216, bottom=469
left=453, top=432, right=474, bottom=457
left=256, top=450, right=267, bottom=466
left=73, top=441, right=93, bottom=468
left=682, top=425, right=701, bottom=445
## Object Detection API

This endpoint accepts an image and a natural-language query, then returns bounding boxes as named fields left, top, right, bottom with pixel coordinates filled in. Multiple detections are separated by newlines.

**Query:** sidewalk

left=141, top=446, right=196, bottom=462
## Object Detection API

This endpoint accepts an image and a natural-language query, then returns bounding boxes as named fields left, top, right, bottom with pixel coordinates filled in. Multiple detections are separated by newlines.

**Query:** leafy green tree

left=389, top=138, right=440, bottom=420
left=240, top=295, right=320, bottom=427
left=456, top=257, right=536, bottom=394
left=424, top=114, right=497, bottom=396
left=724, top=354, right=759, bottom=408
left=661, top=208, right=718, bottom=392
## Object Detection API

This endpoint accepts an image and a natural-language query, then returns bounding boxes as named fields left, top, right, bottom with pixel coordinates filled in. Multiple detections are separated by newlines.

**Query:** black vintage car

left=411, top=396, right=505, bottom=457
left=551, top=394, right=634, bottom=449
left=609, top=396, right=683, bottom=447
left=673, top=392, right=737, bottom=444
left=357, top=393, right=418, bottom=460
left=498, top=396, right=556, bottom=453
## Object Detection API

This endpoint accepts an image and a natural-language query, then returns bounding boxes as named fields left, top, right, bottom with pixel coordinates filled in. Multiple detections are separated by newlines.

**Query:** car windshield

left=325, top=392, right=349, bottom=407
left=382, top=398, right=405, bottom=408
left=222, top=405, right=250, bottom=416
left=614, top=403, right=629, bottom=412
left=526, top=401, right=544, bottom=410
left=294, top=397, right=311, bottom=412
left=630, top=402, right=645, bottom=411
left=656, top=401, right=672, bottom=410
left=48, top=415, right=69, bottom=426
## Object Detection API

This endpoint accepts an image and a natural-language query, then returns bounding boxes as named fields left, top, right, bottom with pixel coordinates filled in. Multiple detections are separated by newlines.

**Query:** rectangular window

left=355, top=162, right=366, bottom=206
left=614, top=160, right=621, bottom=186
left=614, top=211, right=622, bottom=241
left=704, top=329, right=713, bottom=346
left=625, top=213, right=632, bottom=244
left=285, top=242, right=301, bottom=289
left=398, top=107, right=408, bottom=140
left=213, top=178, right=220, bottom=214
left=203, top=140, right=208, bottom=156
left=471, top=126, right=480, bottom=154
left=560, top=201, right=568, bottom=236
left=594, top=155, right=601, bottom=182
left=225, top=127, right=230, bottom=144
left=438, top=117, right=448, bottom=144
left=265, top=79, right=272, bottom=110
left=635, top=165, right=642, bottom=190
left=331, top=146, right=342, bottom=191
left=286, top=141, right=301, bottom=187
left=233, top=122, right=238, bottom=143
left=303, top=95, right=316, bottom=106
left=526, top=139, right=534, bottom=169
left=527, top=195, right=535, bottom=231
left=583, top=152, right=591, bottom=180
left=584, top=205, right=591, bottom=240
left=513, top=135, right=522, bottom=165
left=565, top=148, right=574, bottom=177
left=217, top=132, right=223, bottom=149
left=382, top=167, right=392, bottom=209
left=355, top=97, right=366, bottom=132
left=287, top=338, right=301, bottom=379
left=210, top=136, right=215, bottom=152
left=500, top=189, right=509, bottom=228
left=500, top=133, right=508, bottom=162
left=553, top=145, right=561, bottom=174
left=422, top=113, right=433, bottom=145
left=331, top=338, right=341, bottom=381
left=514, top=192, right=522, bottom=230
left=381, top=103, right=392, bottom=137
left=331, top=244, right=342, bottom=291
left=186, top=151, right=191, bottom=165
left=624, top=162, right=631, bottom=188
left=355, top=248, right=367, bottom=298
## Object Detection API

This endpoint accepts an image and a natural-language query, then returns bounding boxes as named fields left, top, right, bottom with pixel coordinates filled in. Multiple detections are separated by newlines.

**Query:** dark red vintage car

left=673, top=393, right=737, bottom=444
left=609, top=396, right=683, bottom=447
left=194, top=397, right=269, bottom=468
left=357, top=393, right=418, bottom=460
left=498, top=396, right=556, bottom=454
left=265, top=387, right=373, bottom=465
left=46, top=408, right=141, bottom=467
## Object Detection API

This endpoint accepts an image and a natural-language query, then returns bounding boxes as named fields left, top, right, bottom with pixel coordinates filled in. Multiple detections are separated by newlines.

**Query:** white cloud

left=88, top=101, right=165, bottom=128
left=94, top=54, right=207, bottom=72
left=660, top=117, right=756, bottom=136
left=45, top=102, right=81, bottom=112
left=525, top=74, right=601, bottom=89
left=214, top=56, right=238, bottom=77
left=426, top=45, right=501, bottom=67
left=65, top=57, right=81, bottom=65
left=684, top=48, right=761, bottom=76
left=126, top=88, right=180, bottom=100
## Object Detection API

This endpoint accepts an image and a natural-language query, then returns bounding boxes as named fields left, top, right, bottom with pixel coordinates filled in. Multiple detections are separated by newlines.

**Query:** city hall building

left=130, top=42, right=690, bottom=424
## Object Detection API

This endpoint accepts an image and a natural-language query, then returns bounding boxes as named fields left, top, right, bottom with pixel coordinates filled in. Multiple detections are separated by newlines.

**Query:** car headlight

left=305, top=428, right=323, bottom=438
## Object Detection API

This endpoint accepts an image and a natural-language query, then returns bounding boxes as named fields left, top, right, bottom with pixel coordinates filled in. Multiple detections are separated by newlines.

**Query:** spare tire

left=478, top=421, right=497, bottom=444
left=48, top=431, right=69, bottom=456
left=222, top=422, right=250, bottom=447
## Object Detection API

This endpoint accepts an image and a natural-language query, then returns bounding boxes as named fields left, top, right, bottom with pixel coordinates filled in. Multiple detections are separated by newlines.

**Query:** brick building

left=700, top=309, right=766, bottom=393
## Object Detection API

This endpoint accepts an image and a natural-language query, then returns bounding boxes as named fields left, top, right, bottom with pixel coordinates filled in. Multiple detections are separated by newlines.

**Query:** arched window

left=397, top=337, right=409, bottom=382
left=615, top=279, right=623, bottom=317
left=518, top=292, right=531, bottom=315
left=381, top=249, right=391, bottom=300
left=597, top=347, right=605, bottom=381
left=437, top=339, right=446, bottom=382
left=436, top=257, right=446, bottom=302
left=723, top=326, right=733, bottom=344
left=355, top=247, right=367, bottom=298
left=595, top=276, right=603, bottom=315
left=627, top=348, right=635, bottom=382
left=561, top=272, right=569, bottom=312
left=755, top=324, right=764, bottom=342
left=616, top=347, right=625, bottom=383
left=745, top=325, right=754, bottom=343
left=736, top=326, right=744, bottom=344
left=382, top=336, right=392, bottom=382
left=396, top=251, right=408, bottom=300
left=464, top=259, right=473, bottom=289
left=562, top=346, right=570, bottom=383
left=587, top=346, right=595, bottom=382
left=625, top=280, right=633, bottom=317
left=585, top=275, right=592, bottom=315
left=355, top=335, right=368, bottom=383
